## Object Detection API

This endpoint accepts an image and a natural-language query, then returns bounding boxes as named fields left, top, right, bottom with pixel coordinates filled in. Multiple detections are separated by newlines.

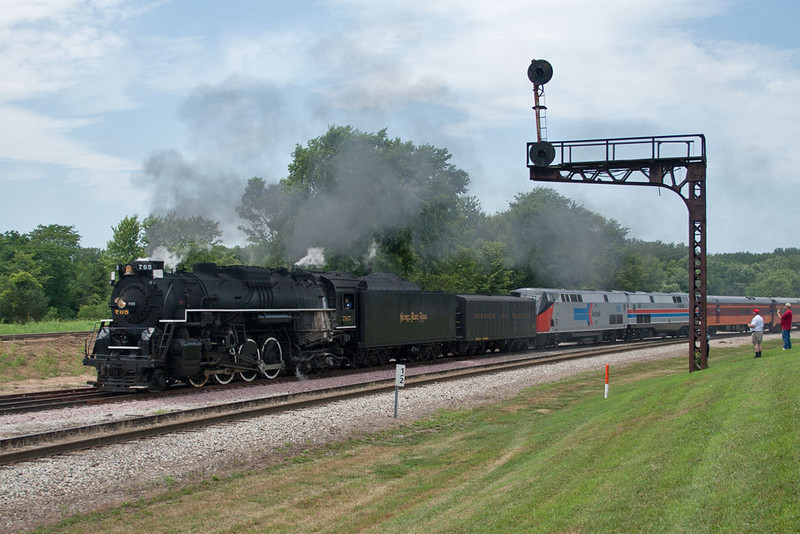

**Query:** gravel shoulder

left=0, top=335, right=761, bottom=533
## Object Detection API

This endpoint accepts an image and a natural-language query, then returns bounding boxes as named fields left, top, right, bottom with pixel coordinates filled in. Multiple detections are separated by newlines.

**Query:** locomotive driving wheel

left=214, top=369, right=235, bottom=385
left=260, top=337, right=283, bottom=379
left=235, top=338, right=261, bottom=382
left=187, top=372, right=208, bottom=388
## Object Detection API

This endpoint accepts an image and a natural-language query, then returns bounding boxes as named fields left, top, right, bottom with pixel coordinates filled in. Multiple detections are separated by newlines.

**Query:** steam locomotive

left=84, top=260, right=796, bottom=392
left=84, top=260, right=537, bottom=392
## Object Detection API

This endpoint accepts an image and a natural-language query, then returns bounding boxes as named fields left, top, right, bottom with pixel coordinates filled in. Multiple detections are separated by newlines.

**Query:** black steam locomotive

left=84, top=260, right=537, bottom=392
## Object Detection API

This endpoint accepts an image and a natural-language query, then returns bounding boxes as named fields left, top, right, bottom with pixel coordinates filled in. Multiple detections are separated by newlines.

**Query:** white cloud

left=0, top=107, right=135, bottom=175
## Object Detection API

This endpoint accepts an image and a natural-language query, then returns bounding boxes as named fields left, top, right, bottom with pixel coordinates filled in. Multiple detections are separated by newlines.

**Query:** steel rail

left=0, top=388, right=134, bottom=415
left=0, top=331, right=92, bottom=342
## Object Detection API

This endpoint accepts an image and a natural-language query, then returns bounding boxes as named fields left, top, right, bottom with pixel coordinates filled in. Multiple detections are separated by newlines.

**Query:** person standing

left=779, top=302, right=793, bottom=350
left=750, top=308, right=764, bottom=358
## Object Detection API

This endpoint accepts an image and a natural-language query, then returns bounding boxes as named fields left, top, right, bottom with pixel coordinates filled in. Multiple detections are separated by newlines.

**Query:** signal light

left=527, top=59, right=553, bottom=85
left=529, top=141, right=556, bottom=167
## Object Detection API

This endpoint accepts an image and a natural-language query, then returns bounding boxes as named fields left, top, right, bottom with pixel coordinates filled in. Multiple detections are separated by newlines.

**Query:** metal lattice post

left=686, top=163, right=708, bottom=371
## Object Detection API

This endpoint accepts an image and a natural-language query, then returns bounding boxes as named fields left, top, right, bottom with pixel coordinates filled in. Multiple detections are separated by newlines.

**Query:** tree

left=238, top=125, right=473, bottom=276
left=0, top=271, right=48, bottom=323
left=74, top=247, right=111, bottom=315
left=105, top=215, right=145, bottom=270
left=707, top=256, right=753, bottom=295
left=0, top=231, right=29, bottom=279
left=746, top=257, right=800, bottom=297
left=143, top=213, right=222, bottom=253
left=142, top=213, right=230, bottom=269
left=28, top=224, right=81, bottom=317
left=171, top=244, right=246, bottom=271
left=373, top=228, right=420, bottom=280
left=237, top=177, right=296, bottom=267
left=496, top=188, right=629, bottom=289
left=614, top=252, right=650, bottom=291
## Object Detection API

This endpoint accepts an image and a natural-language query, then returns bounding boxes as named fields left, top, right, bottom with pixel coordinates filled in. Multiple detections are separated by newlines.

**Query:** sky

left=1, top=0, right=798, bottom=254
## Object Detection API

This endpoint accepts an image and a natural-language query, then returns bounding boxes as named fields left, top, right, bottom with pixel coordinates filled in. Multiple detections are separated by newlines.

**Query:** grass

left=0, top=319, right=97, bottom=335
left=35, top=340, right=800, bottom=532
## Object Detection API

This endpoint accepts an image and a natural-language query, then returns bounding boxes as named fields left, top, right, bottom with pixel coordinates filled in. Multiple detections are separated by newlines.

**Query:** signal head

left=527, top=59, right=553, bottom=85
left=529, top=141, right=556, bottom=167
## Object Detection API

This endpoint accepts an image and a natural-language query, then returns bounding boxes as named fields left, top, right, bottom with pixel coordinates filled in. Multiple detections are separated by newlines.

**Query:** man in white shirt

left=749, top=308, right=764, bottom=358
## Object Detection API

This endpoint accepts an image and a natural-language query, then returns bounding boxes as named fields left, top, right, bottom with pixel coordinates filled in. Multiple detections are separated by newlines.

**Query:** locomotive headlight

left=141, top=327, right=155, bottom=341
left=114, top=297, right=127, bottom=309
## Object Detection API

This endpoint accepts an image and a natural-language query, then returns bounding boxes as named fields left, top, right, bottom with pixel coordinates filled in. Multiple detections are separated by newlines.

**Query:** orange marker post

left=604, top=364, right=610, bottom=399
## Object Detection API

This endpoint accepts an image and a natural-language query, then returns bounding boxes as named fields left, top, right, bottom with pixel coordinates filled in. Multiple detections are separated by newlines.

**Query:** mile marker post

left=394, top=364, right=406, bottom=418
left=604, top=364, right=610, bottom=399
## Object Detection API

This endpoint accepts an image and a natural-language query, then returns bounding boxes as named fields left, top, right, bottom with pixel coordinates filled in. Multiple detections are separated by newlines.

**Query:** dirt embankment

left=0, top=334, right=95, bottom=393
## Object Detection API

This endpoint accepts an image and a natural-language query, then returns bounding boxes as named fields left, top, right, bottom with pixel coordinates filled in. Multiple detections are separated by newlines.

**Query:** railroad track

left=0, top=388, right=127, bottom=415
left=0, top=338, right=684, bottom=466
left=0, top=377, right=295, bottom=415
left=0, top=337, right=678, bottom=416
left=0, top=331, right=92, bottom=342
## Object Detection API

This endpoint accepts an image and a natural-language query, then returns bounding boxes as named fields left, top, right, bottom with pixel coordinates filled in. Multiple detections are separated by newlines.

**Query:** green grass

left=0, top=319, right=97, bottom=335
left=37, top=340, right=800, bottom=533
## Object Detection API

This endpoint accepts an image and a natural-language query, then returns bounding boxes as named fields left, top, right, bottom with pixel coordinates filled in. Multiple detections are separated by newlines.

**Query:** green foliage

left=0, top=231, right=28, bottom=278
left=0, top=227, right=109, bottom=324
left=173, top=244, right=247, bottom=271
left=240, top=125, right=472, bottom=272
left=495, top=188, right=629, bottom=289
left=236, top=177, right=294, bottom=267
left=142, top=213, right=231, bottom=269
left=143, top=213, right=222, bottom=250
left=0, top=271, right=48, bottom=323
left=28, top=224, right=81, bottom=316
left=709, top=248, right=800, bottom=296
left=105, top=215, right=146, bottom=270
left=374, top=228, right=420, bottom=280
left=77, top=300, right=110, bottom=320
left=74, top=247, right=111, bottom=310
left=419, top=241, right=513, bottom=294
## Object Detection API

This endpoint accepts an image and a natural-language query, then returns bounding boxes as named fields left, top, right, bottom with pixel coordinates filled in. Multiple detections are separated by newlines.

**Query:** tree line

left=2, top=125, right=798, bottom=324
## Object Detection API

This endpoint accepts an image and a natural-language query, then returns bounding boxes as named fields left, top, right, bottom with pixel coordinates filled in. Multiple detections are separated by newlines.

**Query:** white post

left=394, top=364, right=406, bottom=418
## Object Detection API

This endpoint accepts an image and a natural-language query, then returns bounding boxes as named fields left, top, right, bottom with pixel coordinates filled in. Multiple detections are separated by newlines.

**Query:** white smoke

left=149, top=246, right=186, bottom=271
left=294, top=247, right=325, bottom=269
left=364, top=240, right=379, bottom=265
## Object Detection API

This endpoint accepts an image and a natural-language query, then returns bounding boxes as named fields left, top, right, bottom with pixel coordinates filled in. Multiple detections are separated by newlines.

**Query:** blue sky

left=1, top=0, right=798, bottom=254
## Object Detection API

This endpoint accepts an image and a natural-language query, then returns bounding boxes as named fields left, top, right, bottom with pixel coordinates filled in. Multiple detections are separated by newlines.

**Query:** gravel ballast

left=0, top=336, right=759, bottom=533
